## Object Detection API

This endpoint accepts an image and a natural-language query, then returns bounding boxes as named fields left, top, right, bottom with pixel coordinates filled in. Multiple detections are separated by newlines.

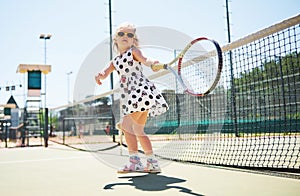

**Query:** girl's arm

left=95, top=61, right=115, bottom=85
left=132, top=47, right=161, bottom=72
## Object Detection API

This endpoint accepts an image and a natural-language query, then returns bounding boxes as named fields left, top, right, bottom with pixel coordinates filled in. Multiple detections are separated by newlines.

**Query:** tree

left=232, top=52, right=300, bottom=120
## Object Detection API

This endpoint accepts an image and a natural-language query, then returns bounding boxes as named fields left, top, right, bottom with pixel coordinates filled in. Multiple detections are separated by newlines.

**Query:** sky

left=0, top=0, right=299, bottom=109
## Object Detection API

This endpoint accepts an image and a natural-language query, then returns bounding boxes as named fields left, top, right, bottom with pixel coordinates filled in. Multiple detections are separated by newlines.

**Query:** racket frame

left=152, top=37, right=223, bottom=96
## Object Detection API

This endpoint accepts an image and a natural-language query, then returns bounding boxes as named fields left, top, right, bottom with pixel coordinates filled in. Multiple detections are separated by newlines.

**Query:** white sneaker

left=118, top=155, right=144, bottom=173
left=145, top=158, right=161, bottom=173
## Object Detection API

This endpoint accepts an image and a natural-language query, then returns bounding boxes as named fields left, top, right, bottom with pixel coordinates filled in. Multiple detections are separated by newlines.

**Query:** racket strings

left=179, top=40, right=219, bottom=94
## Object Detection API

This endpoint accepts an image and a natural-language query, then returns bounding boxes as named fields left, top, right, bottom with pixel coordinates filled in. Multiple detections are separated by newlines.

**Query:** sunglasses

left=117, top=31, right=135, bottom=38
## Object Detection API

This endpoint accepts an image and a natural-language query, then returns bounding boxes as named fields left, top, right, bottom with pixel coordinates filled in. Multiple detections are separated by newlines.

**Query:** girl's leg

left=117, top=115, right=144, bottom=173
left=130, top=111, right=161, bottom=172
left=130, top=111, right=153, bottom=155
left=118, top=115, right=138, bottom=155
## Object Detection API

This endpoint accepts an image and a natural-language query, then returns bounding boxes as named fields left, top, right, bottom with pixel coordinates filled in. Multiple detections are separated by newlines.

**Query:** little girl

left=95, top=23, right=168, bottom=173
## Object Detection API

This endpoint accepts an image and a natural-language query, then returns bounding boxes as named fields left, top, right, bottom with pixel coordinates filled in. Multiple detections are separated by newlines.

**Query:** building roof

left=17, top=64, right=51, bottom=74
left=6, top=95, right=18, bottom=108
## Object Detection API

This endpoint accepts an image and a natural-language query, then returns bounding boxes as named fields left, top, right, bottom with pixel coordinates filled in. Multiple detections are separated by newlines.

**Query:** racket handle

left=151, top=63, right=167, bottom=71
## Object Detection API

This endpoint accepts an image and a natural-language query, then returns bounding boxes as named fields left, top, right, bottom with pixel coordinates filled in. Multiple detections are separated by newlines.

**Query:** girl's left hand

left=151, top=61, right=163, bottom=72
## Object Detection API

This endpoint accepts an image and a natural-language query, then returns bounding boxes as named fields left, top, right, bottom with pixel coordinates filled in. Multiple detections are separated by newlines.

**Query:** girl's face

left=115, top=27, right=135, bottom=52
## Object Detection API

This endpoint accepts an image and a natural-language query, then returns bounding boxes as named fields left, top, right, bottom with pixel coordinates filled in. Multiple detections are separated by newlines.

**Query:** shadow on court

left=103, top=174, right=204, bottom=196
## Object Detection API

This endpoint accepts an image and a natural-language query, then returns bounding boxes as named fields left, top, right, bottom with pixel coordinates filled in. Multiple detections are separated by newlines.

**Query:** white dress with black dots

left=113, top=47, right=169, bottom=117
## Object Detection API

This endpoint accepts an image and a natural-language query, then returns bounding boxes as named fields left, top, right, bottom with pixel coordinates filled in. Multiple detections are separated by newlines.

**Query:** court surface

left=0, top=141, right=299, bottom=196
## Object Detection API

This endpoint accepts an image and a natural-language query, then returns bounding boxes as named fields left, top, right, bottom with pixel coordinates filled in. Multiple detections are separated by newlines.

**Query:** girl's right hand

left=95, top=73, right=103, bottom=85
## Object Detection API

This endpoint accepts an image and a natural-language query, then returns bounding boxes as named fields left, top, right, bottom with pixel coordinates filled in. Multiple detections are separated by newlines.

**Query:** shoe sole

left=117, top=170, right=161, bottom=174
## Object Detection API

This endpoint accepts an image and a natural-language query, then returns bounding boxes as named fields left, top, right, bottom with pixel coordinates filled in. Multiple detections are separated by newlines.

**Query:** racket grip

left=151, top=63, right=167, bottom=71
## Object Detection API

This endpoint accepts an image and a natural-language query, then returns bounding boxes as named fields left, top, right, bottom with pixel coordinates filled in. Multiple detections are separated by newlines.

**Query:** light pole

left=39, top=34, right=51, bottom=148
left=39, top=33, right=52, bottom=108
left=66, top=71, right=73, bottom=104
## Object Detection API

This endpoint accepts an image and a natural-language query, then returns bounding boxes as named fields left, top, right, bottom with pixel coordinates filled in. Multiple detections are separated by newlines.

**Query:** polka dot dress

left=113, top=47, right=169, bottom=117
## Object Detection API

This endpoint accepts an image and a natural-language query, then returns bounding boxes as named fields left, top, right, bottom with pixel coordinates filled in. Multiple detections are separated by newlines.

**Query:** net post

left=62, top=118, right=65, bottom=145
left=44, top=108, right=49, bottom=147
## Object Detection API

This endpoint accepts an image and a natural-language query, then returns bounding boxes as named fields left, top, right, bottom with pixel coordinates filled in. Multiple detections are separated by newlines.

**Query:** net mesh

left=51, top=15, right=300, bottom=172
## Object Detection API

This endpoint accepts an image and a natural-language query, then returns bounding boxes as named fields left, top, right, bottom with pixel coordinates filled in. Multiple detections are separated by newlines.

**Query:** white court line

left=0, top=156, right=92, bottom=164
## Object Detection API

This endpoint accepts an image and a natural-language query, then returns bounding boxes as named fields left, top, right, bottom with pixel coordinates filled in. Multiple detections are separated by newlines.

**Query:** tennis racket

left=151, top=37, right=223, bottom=96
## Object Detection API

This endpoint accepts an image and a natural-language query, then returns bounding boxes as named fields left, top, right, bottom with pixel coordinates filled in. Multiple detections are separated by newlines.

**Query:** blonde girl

left=95, top=23, right=168, bottom=173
